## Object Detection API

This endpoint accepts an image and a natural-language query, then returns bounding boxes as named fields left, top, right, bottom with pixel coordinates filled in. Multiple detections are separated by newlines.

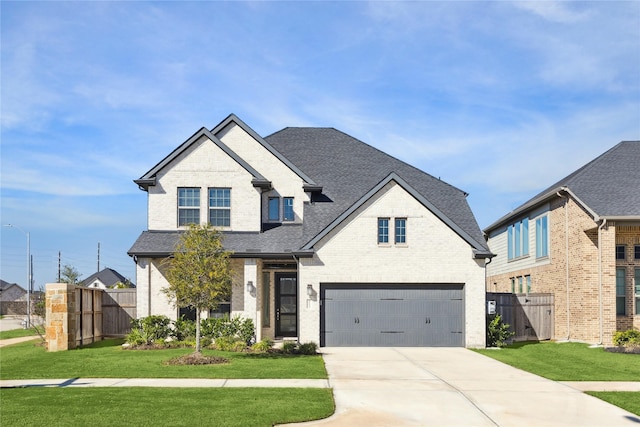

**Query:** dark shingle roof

left=80, top=268, right=131, bottom=288
left=485, top=141, right=640, bottom=232
left=265, top=127, right=488, bottom=252
left=129, top=120, right=490, bottom=257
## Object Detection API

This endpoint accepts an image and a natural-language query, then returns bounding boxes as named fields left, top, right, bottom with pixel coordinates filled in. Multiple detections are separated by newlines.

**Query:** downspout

left=598, top=218, right=607, bottom=345
left=557, top=190, right=570, bottom=340
left=292, top=253, right=300, bottom=341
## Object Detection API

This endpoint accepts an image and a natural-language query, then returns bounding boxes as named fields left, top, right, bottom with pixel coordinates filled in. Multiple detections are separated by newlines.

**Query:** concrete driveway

left=294, top=347, right=640, bottom=427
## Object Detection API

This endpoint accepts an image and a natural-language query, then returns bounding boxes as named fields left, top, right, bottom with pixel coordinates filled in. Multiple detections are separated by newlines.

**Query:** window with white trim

left=178, top=187, right=200, bottom=226
left=209, top=188, right=230, bottom=227
left=378, top=218, right=389, bottom=244
left=395, top=218, right=406, bottom=244
left=535, top=215, right=548, bottom=258
left=508, top=218, right=529, bottom=260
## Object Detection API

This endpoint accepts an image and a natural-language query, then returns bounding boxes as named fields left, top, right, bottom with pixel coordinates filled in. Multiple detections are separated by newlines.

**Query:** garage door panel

left=321, top=284, right=464, bottom=347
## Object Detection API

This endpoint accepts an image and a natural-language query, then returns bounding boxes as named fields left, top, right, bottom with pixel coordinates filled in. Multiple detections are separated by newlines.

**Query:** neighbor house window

left=209, top=188, right=230, bottom=227
left=535, top=215, right=548, bottom=258
left=268, top=197, right=279, bottom=221
left=283, top=197, right=294, bottom=221
left=178, top=187, right=200, bottom=226
left=616, top=268, right=626, bottom=315
left=510, top=278, right=515, bottom=294
left=518, top=276, right=523, bottom=293
left=508, top=218, right=529, bottom=260
left=616, top=245, right=626, bottom=260
left=526, top=275, right=531, bottom=293
left=395, top=218, right=406, bottom=244
left=635, top=268, right=640, bottom=315
left=635, top=245, right=640, bottom=260
left=378, top=218, right=389, bottom=244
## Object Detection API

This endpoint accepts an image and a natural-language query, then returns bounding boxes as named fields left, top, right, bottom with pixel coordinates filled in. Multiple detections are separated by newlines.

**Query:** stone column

left=45, top=283, right=77, bottom=351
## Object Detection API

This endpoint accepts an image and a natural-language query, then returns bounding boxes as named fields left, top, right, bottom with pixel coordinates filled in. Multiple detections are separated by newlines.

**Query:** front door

left=275, top=273, right=297, bottom=337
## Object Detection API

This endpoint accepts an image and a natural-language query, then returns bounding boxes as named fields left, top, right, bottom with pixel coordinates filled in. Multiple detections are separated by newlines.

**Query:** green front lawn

left=1, top=387, right=334, bottom=427
left=475, top=341, right=640, bottom=381
left=0, top=339, right=327, bottom=380
left=587, top=392, right=640, bottom=417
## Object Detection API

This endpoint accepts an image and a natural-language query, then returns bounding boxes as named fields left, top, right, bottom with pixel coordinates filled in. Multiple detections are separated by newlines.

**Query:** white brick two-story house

left=128, top=114, right=492, bottom=347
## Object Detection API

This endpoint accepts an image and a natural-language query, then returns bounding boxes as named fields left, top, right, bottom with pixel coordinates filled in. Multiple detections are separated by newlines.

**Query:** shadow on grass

left=78, top=338, right=125, bottom=349
left=243, top=352, right=319, bottom=360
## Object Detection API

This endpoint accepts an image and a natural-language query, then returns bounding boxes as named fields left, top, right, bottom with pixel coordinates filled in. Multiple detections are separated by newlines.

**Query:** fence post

left=45, top=283, right=77, bottom=351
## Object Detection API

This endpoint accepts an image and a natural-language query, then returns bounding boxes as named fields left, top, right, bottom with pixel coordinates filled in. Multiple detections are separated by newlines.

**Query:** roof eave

left=134, top=178, right=156, bottom=191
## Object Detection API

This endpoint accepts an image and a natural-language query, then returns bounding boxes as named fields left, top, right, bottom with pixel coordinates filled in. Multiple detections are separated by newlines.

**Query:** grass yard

left=0, top=387, right=334, bottom=427
left=0, top=327, right=41, bottom=340
left=0, top=339, right=327, bottom=380
left=475, top=341, right=640, bottom=381
left=587, top=392, right=640, bottom=417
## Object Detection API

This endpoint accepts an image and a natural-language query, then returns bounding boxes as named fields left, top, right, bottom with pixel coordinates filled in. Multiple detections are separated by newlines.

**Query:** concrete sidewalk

left=0, top=335, right=40, bottom=348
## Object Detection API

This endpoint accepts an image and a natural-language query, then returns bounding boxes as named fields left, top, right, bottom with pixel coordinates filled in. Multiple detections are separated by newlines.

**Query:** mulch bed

left=164, top=352, right=229, bottom=365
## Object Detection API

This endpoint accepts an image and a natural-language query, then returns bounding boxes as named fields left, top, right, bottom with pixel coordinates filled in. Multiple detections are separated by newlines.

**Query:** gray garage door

left=320, top=284, right=465, bottom=347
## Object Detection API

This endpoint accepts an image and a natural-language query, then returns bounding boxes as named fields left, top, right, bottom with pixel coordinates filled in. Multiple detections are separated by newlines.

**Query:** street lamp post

left=4, top=224, right=31, bottom=328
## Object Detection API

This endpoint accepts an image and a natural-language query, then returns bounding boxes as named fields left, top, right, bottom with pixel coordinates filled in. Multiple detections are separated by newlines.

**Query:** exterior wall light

left=307, top=284, right=314, bottom=296
left=246, top=281, right=255, bottom=293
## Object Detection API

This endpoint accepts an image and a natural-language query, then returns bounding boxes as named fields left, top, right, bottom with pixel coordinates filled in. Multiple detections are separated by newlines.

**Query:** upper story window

left=283, top=197, right=294, bottom=221
left=395, top=218, right=406, bottom=244
left=535, top=215, right=548, bottom=258
left=378, top=218, right=389, bottom=244
left=209, top=188, right=230, bottom=227
left=268, top=197, right=280, bottom=221
left=616, top=245, right=626, bottom=260
left=178, top=187, right=200, bottom=226
left=508, top=218, right=529, bottom=260
left=635, top=245, right=640, bottom=260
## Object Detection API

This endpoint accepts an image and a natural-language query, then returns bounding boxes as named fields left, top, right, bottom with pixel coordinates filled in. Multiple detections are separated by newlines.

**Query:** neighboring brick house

left=80, top=268, right=134, bottom=289
left=484, top=141, right=640, bottom=346
left=128, top=114, right=492, bottom=347
left=0, top=280, right=27, bottom=302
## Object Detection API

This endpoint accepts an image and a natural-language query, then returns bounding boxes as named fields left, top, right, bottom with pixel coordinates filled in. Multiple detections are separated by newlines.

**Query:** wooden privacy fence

left=46, top=283, right=136, bottom=351
left=487, top=293, right=554, bottom=341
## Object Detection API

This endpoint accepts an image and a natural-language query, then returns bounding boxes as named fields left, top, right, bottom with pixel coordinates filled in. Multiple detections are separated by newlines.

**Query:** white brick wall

left=148, top=135, right=262, bottom=231
left=298, top=181, right=487, bottom=347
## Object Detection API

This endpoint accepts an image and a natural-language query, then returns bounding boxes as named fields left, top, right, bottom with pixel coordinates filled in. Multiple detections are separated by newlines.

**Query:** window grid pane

left=635, top=245, right=640, bottom=260
left=616, top=245, right=626, bottom=260
left=178, top=188, right=200, bottom=226
left=395, top=218, right=406, bottom=244
left=378, top=218, right=389, bottom=243
left=209, top=209, right=230, bottom=227
left=208, top=188, right=230, bottom=227
left=283, top=197, right=294, bottom=221
left=536, top=216, right=548, bottom=258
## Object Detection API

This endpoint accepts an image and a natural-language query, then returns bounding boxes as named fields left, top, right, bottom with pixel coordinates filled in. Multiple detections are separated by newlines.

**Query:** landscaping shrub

left=282, top=341, right=298, bottom=354
left=486, top=314, right=514, bottom=348
left=213, top=336, right=247, bottom=352
left=127, top=315, right=171, bottom=345
left=298, top=342, right=318, bottom=355
left=201, top=315, right=255, bottom=345
left=251, top=338, right=274, bottom=353
left=613, top=329, right=640, bottom=347
left=172, top=316, right=196, bottom=341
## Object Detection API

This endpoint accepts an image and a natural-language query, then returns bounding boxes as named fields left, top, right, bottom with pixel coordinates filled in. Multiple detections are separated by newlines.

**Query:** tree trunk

left=195, top=309, right=202, bottom=353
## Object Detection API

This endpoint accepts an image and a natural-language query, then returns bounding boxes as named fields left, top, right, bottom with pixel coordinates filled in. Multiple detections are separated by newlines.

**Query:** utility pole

left=58, top=251, right=61, bottom=282
left=97, top=242, right=100, bottom=272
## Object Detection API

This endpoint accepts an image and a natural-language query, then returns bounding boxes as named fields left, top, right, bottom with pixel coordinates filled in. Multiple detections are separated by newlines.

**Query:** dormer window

left=283, top=197, right=294, bottom=221
left=268, top=197, right=280, bottom=221
left=209, top=188, right=230, bottom=227
left=178, top=187, right=200, bottom=226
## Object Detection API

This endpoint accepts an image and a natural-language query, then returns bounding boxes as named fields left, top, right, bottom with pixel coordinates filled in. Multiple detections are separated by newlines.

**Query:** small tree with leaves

left=162, top=224, right=232, bottom=353
left=60, top=265, right=82, bottom=285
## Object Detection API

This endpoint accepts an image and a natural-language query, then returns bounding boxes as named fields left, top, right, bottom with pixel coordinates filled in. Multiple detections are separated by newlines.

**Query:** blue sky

left=2, top=1, right=639, bottom=289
